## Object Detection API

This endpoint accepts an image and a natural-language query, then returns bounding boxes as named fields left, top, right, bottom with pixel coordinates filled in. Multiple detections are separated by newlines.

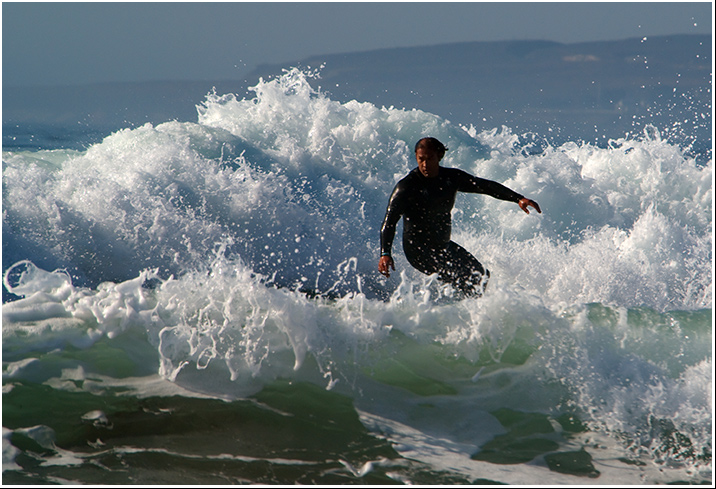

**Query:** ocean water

left=2, top=68, right=712, bottom=485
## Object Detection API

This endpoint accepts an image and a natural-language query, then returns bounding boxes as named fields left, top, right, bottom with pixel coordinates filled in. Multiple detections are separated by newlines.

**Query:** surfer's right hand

left=379, top=255, right=395, bottom=278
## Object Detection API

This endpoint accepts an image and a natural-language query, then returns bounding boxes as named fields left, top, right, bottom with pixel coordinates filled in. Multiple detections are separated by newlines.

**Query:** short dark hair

left=415, top=137, right=448, bottom=159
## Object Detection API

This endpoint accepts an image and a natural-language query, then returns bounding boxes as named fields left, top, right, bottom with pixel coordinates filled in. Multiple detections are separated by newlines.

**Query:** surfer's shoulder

left=398, top=168, right=421, bottom=186
left=442, top=167, right=469, bottom=178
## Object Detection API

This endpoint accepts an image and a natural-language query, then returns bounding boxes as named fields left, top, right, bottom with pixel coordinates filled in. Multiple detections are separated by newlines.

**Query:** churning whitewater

left=2, top=68, right=712, bottom=484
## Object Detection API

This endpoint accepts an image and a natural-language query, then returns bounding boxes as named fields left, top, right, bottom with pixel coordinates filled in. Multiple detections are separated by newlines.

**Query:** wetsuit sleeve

left=455, top=169, right=524, bottom=203
left=380, top=181, right=407, bottom=256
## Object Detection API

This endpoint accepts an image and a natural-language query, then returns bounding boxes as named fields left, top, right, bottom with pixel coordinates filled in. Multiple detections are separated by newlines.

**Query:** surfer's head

left=415, top=137, right=448, bottom=161
left=415, top=137, right=446, bottom=178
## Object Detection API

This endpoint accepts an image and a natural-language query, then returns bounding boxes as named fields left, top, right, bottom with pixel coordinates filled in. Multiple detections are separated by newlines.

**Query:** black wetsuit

left=380, top=167, right=524, bottom=296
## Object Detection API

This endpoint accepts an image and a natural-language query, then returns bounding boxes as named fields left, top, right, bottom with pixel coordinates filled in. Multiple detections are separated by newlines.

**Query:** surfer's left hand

left=518, top=198, right=541, bottom=214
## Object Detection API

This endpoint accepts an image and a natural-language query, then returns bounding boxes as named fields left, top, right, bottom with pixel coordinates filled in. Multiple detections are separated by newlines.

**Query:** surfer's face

left=416, top=147, right=440, bottom=178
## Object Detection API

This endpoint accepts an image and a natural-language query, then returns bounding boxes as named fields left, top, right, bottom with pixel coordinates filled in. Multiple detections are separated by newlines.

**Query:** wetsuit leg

left=403, top=241, right=441, bottom=276
left=436, top=241, right=489, bottom=297
left=404, top=241, right=489, bottom=297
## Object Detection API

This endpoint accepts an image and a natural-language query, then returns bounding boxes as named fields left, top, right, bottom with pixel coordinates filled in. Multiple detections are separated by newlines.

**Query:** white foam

left=2, top=68, right=711, bottom=480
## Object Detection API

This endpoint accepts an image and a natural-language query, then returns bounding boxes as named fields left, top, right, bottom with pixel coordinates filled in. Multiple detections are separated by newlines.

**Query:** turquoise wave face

left=3, top=68, right=712, bottom=484
left=3, top=271, right=711, bottom=484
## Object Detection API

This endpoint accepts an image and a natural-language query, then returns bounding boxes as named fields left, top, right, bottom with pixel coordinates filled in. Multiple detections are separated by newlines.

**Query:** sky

left=2, top=1, right=713, bottom=87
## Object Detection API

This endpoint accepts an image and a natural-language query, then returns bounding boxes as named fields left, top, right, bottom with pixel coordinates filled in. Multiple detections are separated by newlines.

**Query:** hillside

left=246, top=34, right=711, bottom=142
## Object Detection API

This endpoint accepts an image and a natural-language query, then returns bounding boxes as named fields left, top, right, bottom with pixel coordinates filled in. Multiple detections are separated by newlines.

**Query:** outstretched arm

left=458, top=170, right=528, bottom=205
left=459, top=171, right=541, bottom=215
left=518, top=198, right=541, bottom=214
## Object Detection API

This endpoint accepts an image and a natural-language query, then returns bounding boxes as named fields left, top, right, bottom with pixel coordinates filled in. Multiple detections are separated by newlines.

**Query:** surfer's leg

left=404, top=241, right=488, bottom=297
left=404, top=242, right=440, bottom=276
left=437, top=242, right=489, bottom=297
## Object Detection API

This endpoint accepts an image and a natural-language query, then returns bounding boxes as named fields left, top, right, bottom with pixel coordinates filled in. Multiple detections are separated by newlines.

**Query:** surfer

left=378, top=137, right=541, bottom=297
